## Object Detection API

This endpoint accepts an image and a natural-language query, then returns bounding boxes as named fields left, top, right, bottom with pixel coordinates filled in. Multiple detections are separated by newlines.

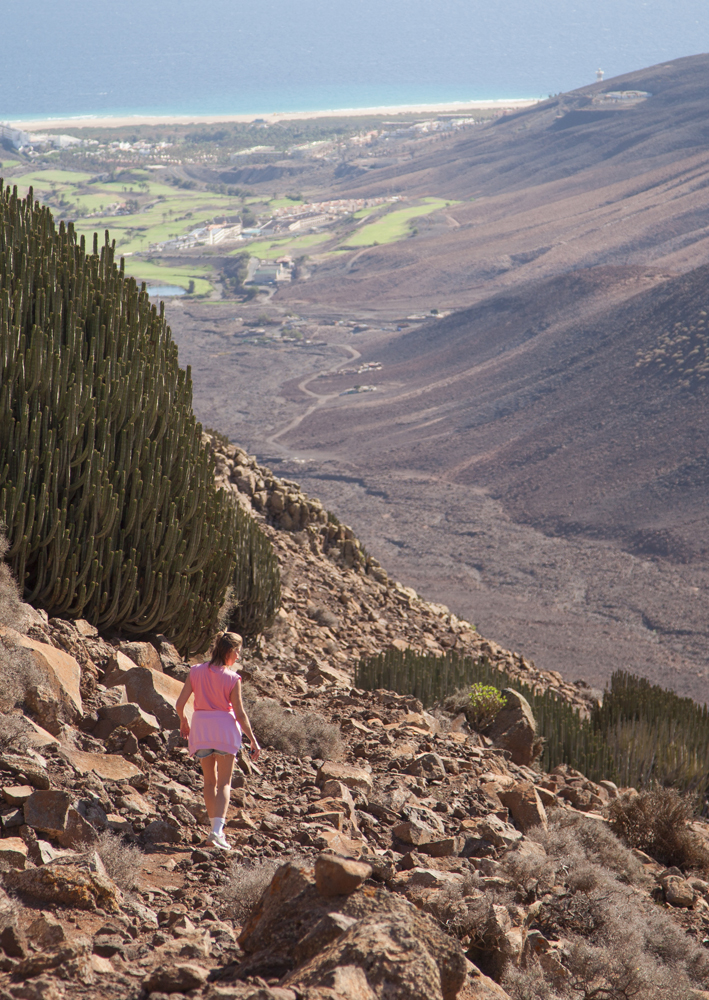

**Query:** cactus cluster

left=0, top=182, right=241, bottom=653
left=228, top=504, right=281, bottom=640
left=356, top=648, right=709, bottom=799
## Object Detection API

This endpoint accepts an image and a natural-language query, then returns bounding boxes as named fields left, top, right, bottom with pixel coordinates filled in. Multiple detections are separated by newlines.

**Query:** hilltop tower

left=596, top=68, right=605, bottom=82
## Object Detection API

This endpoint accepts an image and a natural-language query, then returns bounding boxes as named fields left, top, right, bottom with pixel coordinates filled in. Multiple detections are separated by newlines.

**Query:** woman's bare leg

left=214, top=753, right=236, bottom=819
left=200, top=755, right=218, bottom=818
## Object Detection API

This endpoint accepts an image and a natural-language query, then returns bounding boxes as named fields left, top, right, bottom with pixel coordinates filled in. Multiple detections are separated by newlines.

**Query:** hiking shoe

left=206, top=832, right=230, bottom=851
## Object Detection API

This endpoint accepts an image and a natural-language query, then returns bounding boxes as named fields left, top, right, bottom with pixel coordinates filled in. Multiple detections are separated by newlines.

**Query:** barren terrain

left=168, top=54, right=709, bottom=701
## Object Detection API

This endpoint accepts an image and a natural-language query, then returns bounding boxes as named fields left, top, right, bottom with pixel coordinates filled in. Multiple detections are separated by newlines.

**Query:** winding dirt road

left=267, top=342, right=361, bottom=445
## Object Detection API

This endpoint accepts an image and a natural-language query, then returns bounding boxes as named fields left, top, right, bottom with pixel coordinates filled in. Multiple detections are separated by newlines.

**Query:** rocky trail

left=0, top=438, right=708, bottom=1000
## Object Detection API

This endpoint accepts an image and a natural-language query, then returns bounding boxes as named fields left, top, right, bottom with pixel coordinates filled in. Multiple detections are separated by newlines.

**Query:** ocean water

left=3, top=0, right=709, bottom=121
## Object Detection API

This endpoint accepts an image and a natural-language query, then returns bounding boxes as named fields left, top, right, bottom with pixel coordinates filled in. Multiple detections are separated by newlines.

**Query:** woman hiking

left=175, top=630, right=260, bottom=850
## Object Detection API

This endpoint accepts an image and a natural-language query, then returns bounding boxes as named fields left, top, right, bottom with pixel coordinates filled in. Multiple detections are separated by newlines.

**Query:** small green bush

left=467, top=683, right=506, bottom=731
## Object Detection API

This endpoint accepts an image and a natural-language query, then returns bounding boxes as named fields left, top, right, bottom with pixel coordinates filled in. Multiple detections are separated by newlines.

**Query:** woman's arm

left=175, top=676, right=193, bottom=738
left=230, top=679, right=261, bottom=760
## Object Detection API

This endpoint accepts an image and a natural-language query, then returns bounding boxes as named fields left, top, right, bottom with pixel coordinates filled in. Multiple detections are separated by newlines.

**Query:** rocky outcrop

left=238, top=861, right=469, bottom=1000
left=0, top=628, right=82, bottom=732
left=486, top=689, right=538, bottom=766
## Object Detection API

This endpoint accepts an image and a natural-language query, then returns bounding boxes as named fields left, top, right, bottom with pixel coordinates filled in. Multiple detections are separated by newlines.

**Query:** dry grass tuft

left=608, top=787, right=709, bottom=874
left=95, top=832, right=144, bottom=890
left=0, top=634, right=44, bottom=714
left=0, top=712, right=30, bottom=754
left=244, top=694, right=343, bottom=760
left=500, top=811, right=709, bottom=999
left=220, top=859, right=281, bottom=923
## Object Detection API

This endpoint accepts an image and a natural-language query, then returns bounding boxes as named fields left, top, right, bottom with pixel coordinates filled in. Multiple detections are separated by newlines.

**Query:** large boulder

left=0, top=627, right=82, bottom=730
left=96, top=702, right=160, bottom=739
left=314, top=854, right=372, bottom=897
left=237, top=862, right=469, bottom=1000
left=317, top=763, right=373, bottom=796
left=23, top=790, right=73, bottom=837
left=486, top=689, right=538, bottom=766
left=4, top=852, right=121, bottom=912
left=498, top=782, right=548, bottom=832
left=103, top=665, right=189, bottom=728
left=114, top=640, right=162, bottom=673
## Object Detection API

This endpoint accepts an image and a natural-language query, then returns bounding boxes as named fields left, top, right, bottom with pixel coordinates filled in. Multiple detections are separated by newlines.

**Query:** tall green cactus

left=356, top=648, right=709, bottom=798
left=228, top=504, right=281, bottom=640
left=0, top=182, right=239, bottom=653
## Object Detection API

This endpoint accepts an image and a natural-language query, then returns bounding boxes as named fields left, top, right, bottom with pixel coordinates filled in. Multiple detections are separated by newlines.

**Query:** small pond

left=147, top=285, right=186, bottom=297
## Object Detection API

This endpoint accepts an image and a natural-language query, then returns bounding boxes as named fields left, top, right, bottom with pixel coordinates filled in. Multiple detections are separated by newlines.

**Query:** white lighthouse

left=596, top=68, right=605, bottom=83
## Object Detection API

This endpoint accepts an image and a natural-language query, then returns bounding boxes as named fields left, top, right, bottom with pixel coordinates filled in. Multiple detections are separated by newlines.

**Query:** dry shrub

left=244, top=695, right=343, bottom=760
left=501, top=811, right=709, bottom=999
left=0, top=530, right=25, bottom=630
left=608, top=787, right=709, bottom=873
left=0, top=712, right=30, bottom=754
left=535, top=811, right=646, bottom=885
left=95, top=832, right=144, bottom=890
left=0, top=634, right=44, bottom=713
left=220, top=859, right=281, bottom=923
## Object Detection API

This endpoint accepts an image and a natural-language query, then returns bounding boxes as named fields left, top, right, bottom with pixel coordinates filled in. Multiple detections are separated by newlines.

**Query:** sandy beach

left=10, top=99, right=538, bottom=132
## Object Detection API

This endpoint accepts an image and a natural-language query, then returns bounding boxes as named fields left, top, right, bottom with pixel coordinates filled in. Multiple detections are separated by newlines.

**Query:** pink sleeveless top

left=188, top=662, right=242, bottom=756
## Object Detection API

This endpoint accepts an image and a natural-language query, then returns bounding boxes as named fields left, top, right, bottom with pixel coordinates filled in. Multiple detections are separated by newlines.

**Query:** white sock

left=211, top=817, right=225, bottom=837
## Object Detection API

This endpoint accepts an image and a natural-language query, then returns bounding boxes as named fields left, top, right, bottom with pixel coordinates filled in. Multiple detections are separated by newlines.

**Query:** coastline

left=9, top=98, right=538, bottom=131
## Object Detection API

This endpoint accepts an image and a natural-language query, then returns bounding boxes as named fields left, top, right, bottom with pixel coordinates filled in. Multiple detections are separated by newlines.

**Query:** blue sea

left=3, top=0, right=709, bottom=121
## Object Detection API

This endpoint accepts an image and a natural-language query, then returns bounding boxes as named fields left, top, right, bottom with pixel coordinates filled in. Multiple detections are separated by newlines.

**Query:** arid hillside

left=272, top=55, right=709, bottom=313
left=169, top=54, right=709, bottom=700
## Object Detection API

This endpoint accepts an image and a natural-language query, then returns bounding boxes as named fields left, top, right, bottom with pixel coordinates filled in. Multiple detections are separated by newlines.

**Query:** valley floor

left=167, top=301, right=709, bottom=699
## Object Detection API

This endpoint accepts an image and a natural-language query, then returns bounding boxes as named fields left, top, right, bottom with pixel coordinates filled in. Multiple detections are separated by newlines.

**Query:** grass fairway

left=341, top=198, right=453, bottom=247
left=237, top=231, right=332, bottom=259
left=122, top=259, right=214, bottom=295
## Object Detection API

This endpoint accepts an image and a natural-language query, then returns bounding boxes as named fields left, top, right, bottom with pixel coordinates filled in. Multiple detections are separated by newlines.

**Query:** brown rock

left=404, top=752, right=447, bottom=781
left=498, top=782, right=548, bottom=832
left=97, top=702, right=160, bottom=739
left=283, top=908, right=468, bottom=1000
left=419, top=837, right=462, bottom=858
left=0, top=627, right=82, bottom=729
left=23, top=789, right=73, bottom=837
left=0, top=837, right=28, bottom=869
left=115, top=641, right=163, bottom=673
left=2, top=786, right=33, bottom=806
left=535, top=786, right=558, bottom=809
left=393, top=805, right=445, bottom=846
left=1, top=753, right=50, bottom=790
left=61, top=748, right=142, bottom=782
left=306, top=662, right=351, bottom=688
left=104, top=665, right=189, bottom=728
left=27, top=912, right=67, bottom=949
left=144, top=962, right=209, bottom=993
left=314, top=853, right=372, bottom=897
left=314, top=829, right=365, bottom=858
left=56, top=807, right=99, bottom=849
left=142, top=819, right=182, bottom=843
left=239, top=863, right=468, bottom=1000
left=22, top=718, right=60, bottom=750
left=663, top=876, right=695, bottom=908
left=4, top=852, right=121, bottom=912
left=317, top=763, right=373, bottom=795
left=293, top=912, right=359, bottom=963
left=102, top=649, right=140, bottom=685
left=485, top=689, right=537, bottom=766
left=459, top=969, right=513, bottom=998
left=0, top=921, right=27, bottom=958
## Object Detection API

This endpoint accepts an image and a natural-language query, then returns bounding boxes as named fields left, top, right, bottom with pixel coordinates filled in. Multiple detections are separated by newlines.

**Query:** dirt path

left=266, top=341, right=361, bottom=444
